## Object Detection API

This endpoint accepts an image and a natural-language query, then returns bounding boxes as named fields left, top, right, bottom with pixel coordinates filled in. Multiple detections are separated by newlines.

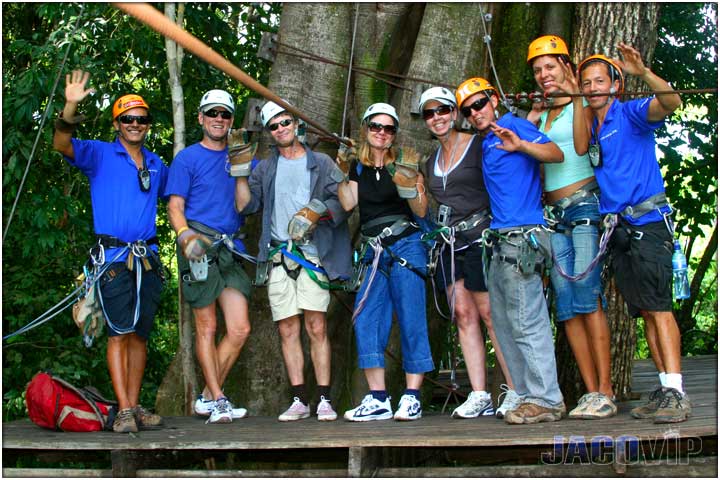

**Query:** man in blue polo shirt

left=578, top=43, right=689, bottom=423
left=455, top=77, right=565, bottom=425
left=53, top=69, right=168, bottom=433
left=166, top=89, right=255, bottom=425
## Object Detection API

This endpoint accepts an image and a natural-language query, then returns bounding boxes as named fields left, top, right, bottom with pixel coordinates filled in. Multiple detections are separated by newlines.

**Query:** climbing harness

left=481, top=225, right=554, bottom=278
left=263, top=240, right=346, bottom=291
left=3, top=4, right=85, bottom=242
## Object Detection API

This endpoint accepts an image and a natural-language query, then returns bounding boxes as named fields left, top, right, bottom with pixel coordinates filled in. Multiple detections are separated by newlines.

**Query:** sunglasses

left=203, top=109, right=233, bottom=119
left=368, top=122, right=397, bottom=135
left=268, top=118, right=293, bottom=131
left=118, top=114, right=152, bottom=125
left=422, top=104, right=453, bottom=120
left=460, top=98, right=491, bottom=118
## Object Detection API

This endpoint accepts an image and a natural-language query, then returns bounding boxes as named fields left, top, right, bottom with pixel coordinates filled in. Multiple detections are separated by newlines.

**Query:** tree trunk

left=554, top=3, right=662, bottom=404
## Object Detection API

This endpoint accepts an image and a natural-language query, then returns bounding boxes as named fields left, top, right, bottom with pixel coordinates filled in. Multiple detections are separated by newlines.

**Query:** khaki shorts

left=177, top=244, right=252, bottom=309
left=267, top=252, right=330, bottom=321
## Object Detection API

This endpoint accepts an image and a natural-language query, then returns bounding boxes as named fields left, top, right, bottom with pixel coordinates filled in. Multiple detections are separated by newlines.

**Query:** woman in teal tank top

left=527, top=35, right=616, bottom=420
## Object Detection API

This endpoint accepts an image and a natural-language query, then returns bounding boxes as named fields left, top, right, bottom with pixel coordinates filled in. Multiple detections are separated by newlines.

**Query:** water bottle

left=671, top=240, right=690, bottom=300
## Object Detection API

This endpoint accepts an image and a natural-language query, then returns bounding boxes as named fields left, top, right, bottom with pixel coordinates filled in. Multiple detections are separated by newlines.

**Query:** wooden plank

left=348, top=446, right=380, bottom=477
left=111, top=450, right=139, bottom=477
left=376, top=455, right=718, bottom=477
left=135, top=468, right=348, bottom=477
left=2, top=468, right=112, bottom=477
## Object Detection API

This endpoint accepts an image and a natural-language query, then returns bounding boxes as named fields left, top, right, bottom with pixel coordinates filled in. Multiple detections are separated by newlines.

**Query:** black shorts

left=97, top=256, right=164, bottom=339
left=610, top=220, right=673, bottom=318
left=435, top=242, right=488, bottom=292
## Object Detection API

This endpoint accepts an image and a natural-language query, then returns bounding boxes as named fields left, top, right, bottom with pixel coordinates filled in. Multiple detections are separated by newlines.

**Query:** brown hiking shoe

left=133, top=405, right=163, bottom=428
left=654, top=388, right=692, bottom=424
left=113, top=408, right=138, bottom=433
left=504, top=402, right=564, bottom=424
left=630, top=387, right=664, bottom=419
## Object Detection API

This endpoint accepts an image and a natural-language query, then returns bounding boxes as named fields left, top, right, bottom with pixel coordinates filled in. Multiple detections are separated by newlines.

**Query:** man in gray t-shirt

left=236, top=101, right=351, bottom=423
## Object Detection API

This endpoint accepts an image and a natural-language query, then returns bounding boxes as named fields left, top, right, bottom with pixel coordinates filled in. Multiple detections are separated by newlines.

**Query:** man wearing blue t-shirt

left=455, top=77, right=565, bottom=425
left=166, top=90, right=254, bottom=424
left=578, top=44, right=689, bottom=423
left=53, top=70, right=168, bottom=433
left=235, top=100, right=351, bottom=423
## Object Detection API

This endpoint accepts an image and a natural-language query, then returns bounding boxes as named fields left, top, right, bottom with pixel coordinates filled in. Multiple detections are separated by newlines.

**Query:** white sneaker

left=495, top=384, right=521, bottom=419
left=194, top=394, right=214, bottom=417
left=344, top=394, right=393, bottom=422
left=207, top=397, right=233, bottom=424
left=316, top=396, right=338, bottom=421
left=278, top=397, right=311, bottom=422
left=394, top=394, right=422, bottom=421
left=452, top=390, right=494, bottom=419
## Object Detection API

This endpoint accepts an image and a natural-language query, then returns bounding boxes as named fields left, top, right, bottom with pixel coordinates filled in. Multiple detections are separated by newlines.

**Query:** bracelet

left=176, top=226, right=190, bottom=237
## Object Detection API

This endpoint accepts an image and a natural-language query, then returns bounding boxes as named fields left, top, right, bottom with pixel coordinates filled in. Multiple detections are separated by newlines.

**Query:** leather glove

left=177, top=229, right=212, bottom=261
left=392, top=147, right=421, bottom=199
left=336, top=137, right=357, bottom=178
left=287, top=199, right=328, bottom=241
left=227, top=128, right=257, bottom=177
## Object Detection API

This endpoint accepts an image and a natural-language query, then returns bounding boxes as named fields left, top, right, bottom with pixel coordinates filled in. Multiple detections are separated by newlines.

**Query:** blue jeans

left=353, top=232, right=435, bottom=374
left=488, top=228, right=563, bottom=408
left=550, top=197, right=606, bottom=321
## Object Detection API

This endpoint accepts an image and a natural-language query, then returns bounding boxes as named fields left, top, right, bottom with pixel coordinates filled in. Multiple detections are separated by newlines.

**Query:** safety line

left=341, top=4, right=359, bottom=138
left=3, top=4, right=85, bottom=243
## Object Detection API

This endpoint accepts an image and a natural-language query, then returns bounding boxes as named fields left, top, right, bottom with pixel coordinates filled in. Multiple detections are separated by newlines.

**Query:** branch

left=678, top=221, right=718, bottom=333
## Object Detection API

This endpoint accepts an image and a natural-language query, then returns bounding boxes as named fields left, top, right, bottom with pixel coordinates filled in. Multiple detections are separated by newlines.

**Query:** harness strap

left=495, top=254, right=544, bottom=274
left=621, top=192, right=669, bottom=220
left=360, top=216, right=414, bottom=243
left=96, top=234, right=158, bottom=249
left=361, top=214, right=407, bottom=233
left=453, top=208, right=491, bottom=233
left=552, top=180, right=599, bottom=211
left=188, top=220, right=256, bottom=264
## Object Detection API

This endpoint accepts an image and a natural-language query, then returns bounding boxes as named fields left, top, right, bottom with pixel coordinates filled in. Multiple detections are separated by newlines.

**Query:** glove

left=287, top=199, right=328, bottom=241
left=335, top=137, right=357, bottom=179
left=392, top=148, right=421, bottom=199
left=227, top=128, right=258, bottom=177
left=178, top=229, right=212, bottom=261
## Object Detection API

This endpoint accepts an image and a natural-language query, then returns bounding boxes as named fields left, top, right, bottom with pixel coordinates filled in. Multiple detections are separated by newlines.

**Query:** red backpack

left=25, top=372, right=117, bottom=432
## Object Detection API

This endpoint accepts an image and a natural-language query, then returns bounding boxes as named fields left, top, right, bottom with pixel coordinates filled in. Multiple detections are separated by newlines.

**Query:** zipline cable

left=3, top=4, right=85, bottom=243
left=340, top=4, right=359, bottom=138
left=112, top=2, right=350, bottom=146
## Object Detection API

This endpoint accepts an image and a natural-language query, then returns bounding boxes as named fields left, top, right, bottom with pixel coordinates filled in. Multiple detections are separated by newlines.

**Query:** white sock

left=659, top=372, right=667, bottom=387
left=473, top=390, right=489, bottom=397
left=665, top=373, right=684, bottom=393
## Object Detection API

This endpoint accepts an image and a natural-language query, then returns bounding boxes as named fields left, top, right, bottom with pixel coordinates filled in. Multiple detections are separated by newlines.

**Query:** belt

left=452, top=209, right=490, bottom=232
left=621, top=192, right=669, bottom=220
left=96, top=234, right=158, bottom=249
left=495, top=224, right=542, bottom=235
left=552, top=180, right=599, bottom=211
left=188, top=220, right=245, bottom=241
left=361, top=216, right=414, bottom=243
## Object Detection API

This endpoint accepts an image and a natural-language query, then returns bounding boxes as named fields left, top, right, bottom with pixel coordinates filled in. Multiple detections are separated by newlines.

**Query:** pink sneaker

left=278, top=397, right=310, bottom=422
left=316, top=395, right=337, bottom=421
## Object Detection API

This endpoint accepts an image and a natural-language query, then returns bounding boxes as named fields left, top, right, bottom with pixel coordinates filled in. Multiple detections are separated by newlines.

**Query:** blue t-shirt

left=482, top=113, right=551, bottom=229
left=592, top=98, right=668, bottom=225
left=164, top=142, right=248, bottom=252
left=67, top=137, right=168, bottom=262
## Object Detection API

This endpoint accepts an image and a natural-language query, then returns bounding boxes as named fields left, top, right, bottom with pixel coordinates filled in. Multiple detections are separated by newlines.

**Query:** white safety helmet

left=199, top=89, right=235, bottom=114
left=260, top=100, right=294, bottom=127
left=418, top=86, right=457, bottom=111
left=362, top=102, right=399, bottom=126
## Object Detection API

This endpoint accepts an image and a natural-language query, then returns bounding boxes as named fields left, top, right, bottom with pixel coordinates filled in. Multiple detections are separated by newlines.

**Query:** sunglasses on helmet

left=422, top=104, right=454, bottom=120
left=460, top=98, right=491, bottom=118
left=368, top=122, right=397, bottom=135
left=203, top=109, right=233, bottom=119
left=118, top=114, right=152, bottom=125
left=268, top=118, right=294, bottom=131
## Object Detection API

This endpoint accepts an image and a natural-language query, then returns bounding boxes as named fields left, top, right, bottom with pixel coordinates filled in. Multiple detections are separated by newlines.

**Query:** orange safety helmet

left=578, top=54, right=625, bottom=93
left=112, top=94, right=149, bottom=119
left=527, top=35, right=570, bottom=64
left=455, top=77, right=497, bottom=107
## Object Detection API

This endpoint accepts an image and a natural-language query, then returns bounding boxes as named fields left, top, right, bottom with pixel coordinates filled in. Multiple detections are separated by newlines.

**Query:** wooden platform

left=3, top=355, right=717, bottom=477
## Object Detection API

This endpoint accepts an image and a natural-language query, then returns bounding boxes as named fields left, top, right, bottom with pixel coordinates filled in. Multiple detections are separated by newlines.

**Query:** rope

left=341, top=4, right=359, bottom=138
left=478, top=7, right=513, bottom=113
left=112, top=3, right=350, bottom=145
left=552, top=214, right=618, bottom=282
left=3, top=4, right=85, bottom=243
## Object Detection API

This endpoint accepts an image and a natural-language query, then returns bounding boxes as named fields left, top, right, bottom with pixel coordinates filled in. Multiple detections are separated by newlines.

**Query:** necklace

left=439, top=132, right=459, bottom=191
left=373, top=165, right=382, bottom=181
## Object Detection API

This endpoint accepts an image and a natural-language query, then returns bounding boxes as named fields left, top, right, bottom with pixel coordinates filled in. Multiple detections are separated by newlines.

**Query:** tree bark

left=554, top=3, right=662, bottom=404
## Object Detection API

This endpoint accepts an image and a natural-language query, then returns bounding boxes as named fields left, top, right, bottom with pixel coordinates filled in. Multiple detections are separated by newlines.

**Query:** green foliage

left=2, top=2, right=279, bottom=421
